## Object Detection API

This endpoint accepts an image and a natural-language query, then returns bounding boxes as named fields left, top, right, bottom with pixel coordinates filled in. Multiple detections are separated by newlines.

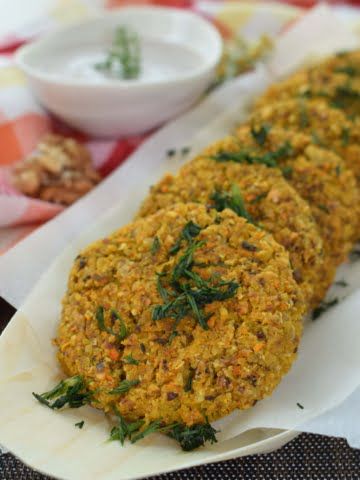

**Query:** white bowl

left=15, top=7, right=222, bottom=138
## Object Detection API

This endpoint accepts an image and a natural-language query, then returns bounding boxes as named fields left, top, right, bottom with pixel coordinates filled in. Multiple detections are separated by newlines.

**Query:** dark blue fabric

left=1, top=434, right=360, bottom=480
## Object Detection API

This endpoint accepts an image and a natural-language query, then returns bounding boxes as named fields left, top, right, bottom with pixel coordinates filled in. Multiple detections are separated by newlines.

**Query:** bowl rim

left=15, top=5, right=223, bottom=91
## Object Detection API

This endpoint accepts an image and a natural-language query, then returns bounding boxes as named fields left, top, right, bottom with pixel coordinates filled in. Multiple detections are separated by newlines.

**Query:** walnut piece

left=12, top=134, right=101, bottom=206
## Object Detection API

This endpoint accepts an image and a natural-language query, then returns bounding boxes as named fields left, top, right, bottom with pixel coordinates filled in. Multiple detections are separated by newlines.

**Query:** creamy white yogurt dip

left=38, top=39, right=205, bottom=84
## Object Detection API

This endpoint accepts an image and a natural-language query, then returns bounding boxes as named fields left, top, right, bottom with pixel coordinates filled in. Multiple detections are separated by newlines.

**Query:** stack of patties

left=55, top=50, right=360, bottom=450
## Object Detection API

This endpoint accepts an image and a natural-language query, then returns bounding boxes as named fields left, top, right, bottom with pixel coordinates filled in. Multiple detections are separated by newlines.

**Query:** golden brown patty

left=57, top=203, right=303, bottom=428
left=256, top=66, right=360, bottom=118
left=250, top=98, right=360, bottom=184
left=231, top=126, right=359, bottom=298
left=138, top=139, right=324, bottom=309
left=308, top=50, right=360, bottom=79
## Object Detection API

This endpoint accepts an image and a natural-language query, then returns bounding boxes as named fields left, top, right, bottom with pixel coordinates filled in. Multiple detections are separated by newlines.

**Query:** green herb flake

left=341, top=127, right=350, bottom=146
left=166, top=148, right=176, bottom=157
left=123, top=355, right=139, bottom=365
left=210, top=184, right=255, bottom=224
left=250, top=124, right=270, bottom=146
left=96, top=306, right=127, bottom=340
left=335, top=65, right=357, bottom=77
left=95, top=26, right=141, bottom=79
left=312, top=298, right=339, bottom=320
left=167, top=419, right=218, bottom=451
left=299, top=103, right=309, bottom=129
left=334, top=279, right=348, bottom=287
left=33, top=375, right=92, bottom=410
left=318, top=204, right=330, bottom=214
left=281, top=166, right=293, bottom=179
left=153, top=225, right=239, bottom=336
left=296, top=402, right=304, bottom=410
left=184, top=368, right=195, bottom=393
left=181, top=146, right=191, bottom=155
left=109, top=409, right=145, bottom=446
left=331, top=84, right=360, bottom=110
left=75, top=420, right=85, bottom=429
left=130, top=420, right=174, bottom=443
left=250, top=192, right=267, bottom=204
left=213, top=141, right=292, bottom=169
left=109, top=379, right=140, bottom=395
left=151, top=236, right=161, bottom=255
left=350, top=249, right=360, bottom=262
left=311, top=131, right=324, bottom=146
left=169, top=221, right=202, bottom=255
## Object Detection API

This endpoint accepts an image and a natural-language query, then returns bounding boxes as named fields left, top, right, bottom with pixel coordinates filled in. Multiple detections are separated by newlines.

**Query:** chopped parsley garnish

left=123, top=355, right=139, bottom=365
left=213, top=141, right=292, bottom=169
left=109, top=379, right=140, bottom=395
left=151, top=236, right=161, bottom=255
left=95, top=26, right=141, bottom=79
left=75, top=420, right=85, bottom=429
left=167, top=419, right=218, bottom=451
left=341, top=127, right=350, bottom=146
left=334, top=279, right=348, bottom=287
left=251, top=124, right=270, bottom=146
left=153, top=225, right=238, bottom=335
left=210, top=184, right=254, bottom=224
left=296, top=402, right=304, bottom=410
left=33, top=375, right=92, bottom=410
left=96, top=306, right=127, bottom=340
left=312, top=298, right=339, bottom=320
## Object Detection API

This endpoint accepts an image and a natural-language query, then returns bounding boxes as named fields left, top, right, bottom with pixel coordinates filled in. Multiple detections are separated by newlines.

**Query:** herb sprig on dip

left=95, top=26, right=141, bottom=79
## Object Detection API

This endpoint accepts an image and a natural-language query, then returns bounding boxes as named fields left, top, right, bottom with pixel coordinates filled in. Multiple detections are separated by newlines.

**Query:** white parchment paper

left=1, top=5, right=360, bottom=480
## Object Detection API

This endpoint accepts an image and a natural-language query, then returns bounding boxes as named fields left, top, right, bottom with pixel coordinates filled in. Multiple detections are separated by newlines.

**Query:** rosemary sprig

left=32, top=375, right=92, bottom=410
left=109, top=379, right=140, bottom=395
left=95, top=26, right=141, bottom=79
left=210, top=184, right=255, bottom=224
left=96, top=306, right=127, bottom=340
